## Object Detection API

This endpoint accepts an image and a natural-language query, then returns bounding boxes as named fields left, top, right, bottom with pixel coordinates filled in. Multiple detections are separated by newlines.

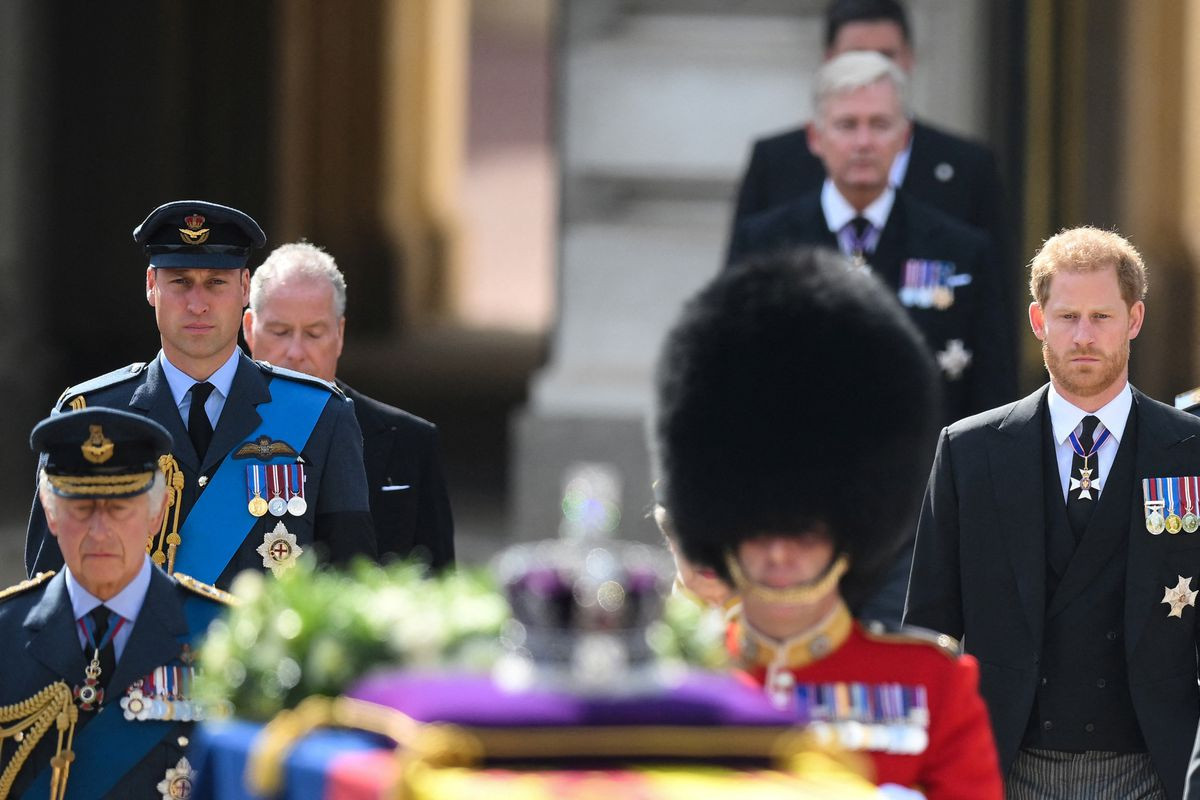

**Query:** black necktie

left=188, top=381, right=215, bottom=460
left=1066, top=415, right=1101, bottom=541
left=844, top=217, right=873, bottom=261
left=87, top=605, right=117, bottom=692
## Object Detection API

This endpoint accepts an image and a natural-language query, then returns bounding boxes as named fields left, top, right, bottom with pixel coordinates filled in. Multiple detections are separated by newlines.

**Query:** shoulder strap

left=55, top=363, right=147, bottom=410
left=0, top=571, right=55, bottom=602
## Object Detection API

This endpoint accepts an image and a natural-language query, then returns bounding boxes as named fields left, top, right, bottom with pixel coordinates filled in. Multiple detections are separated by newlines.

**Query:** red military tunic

left=729, top=601, right=1003, bottom=800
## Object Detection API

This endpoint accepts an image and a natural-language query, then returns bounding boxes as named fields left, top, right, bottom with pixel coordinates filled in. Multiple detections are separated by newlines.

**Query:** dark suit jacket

left=0, top=567, right=225, bottom=797
left=339, top=381, right=455, bottom=570
left=732, top=120, right=1003, bottom=242
left=907, top=386, right=1200, bottom=799
left=26, top=352, right=376, bottom=587
left=728, top=189, right=1016, bottom=427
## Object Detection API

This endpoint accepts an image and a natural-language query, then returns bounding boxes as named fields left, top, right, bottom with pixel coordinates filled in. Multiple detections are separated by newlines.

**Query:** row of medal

left=766, top=673, right=929, bottom=755
left=245, top=463, right=307, bottom=518
left=899, top=259, right=971, bottom=310
left=120, top=662, right=205, bottom=722
left=1142, top=477, right=1200, bottom=535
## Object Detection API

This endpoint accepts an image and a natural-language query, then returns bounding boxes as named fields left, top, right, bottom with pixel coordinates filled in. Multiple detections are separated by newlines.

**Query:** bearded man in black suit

left=243, top=242, right=455, bottom=570
left=907, top=227, right=1200, bottom=799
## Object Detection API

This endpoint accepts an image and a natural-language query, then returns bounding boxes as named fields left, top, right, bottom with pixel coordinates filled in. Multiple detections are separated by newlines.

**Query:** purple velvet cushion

left=347, top=671, right=793, bottom=728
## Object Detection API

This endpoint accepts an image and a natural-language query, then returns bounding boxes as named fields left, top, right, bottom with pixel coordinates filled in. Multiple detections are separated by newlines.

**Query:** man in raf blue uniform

left=25, top=201, right=376, bottom=589
left=0, top=408, right=233, bottom=798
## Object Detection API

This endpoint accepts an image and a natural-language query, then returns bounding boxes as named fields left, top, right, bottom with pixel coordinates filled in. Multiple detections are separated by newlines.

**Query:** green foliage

left=644, top=593, right=730, bottom=671
left=194, top=558, right=510, bottom=721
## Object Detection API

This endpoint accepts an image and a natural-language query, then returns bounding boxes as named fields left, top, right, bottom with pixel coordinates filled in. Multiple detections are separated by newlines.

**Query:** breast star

left=936, top=339, right=972, bottom=380
left=1162, top=575, right=1198, bottom=618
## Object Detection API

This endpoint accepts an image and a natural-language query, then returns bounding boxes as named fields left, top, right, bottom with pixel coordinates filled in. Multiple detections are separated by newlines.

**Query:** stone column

left=0, top=2, right=52, bottom=517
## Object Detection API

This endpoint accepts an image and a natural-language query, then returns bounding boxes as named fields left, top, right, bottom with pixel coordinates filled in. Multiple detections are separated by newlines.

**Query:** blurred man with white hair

left=243, top=242, right=454, bottom=569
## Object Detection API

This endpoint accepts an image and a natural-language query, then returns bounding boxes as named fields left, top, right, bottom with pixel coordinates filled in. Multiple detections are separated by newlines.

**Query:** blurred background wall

left=0, top=0, right=1197, bottom=582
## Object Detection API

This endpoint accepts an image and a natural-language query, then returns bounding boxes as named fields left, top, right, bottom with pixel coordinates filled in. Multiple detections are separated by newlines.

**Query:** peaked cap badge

left=178, top=213, right=210, bottom=246
left=81, top=425, right=115, bottom=464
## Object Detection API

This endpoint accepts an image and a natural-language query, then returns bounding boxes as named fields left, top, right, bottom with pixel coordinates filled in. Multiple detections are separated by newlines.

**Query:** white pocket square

left=381, top=484, right=411, bottom=492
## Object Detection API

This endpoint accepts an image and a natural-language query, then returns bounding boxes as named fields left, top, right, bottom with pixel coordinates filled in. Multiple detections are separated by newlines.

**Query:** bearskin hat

left=653, top=247, right=941, bottom=604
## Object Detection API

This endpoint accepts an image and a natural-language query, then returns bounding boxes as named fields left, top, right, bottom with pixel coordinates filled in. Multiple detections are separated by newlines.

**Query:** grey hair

left=249, top=241, right=347, bottom=317
left=813, top=50, right=912, bottom=122
left=39, top=470, right=168, bottom=523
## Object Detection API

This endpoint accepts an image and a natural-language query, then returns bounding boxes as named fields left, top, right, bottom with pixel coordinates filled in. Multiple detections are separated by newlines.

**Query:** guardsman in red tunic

left=651, top=246, right=1003, bottom=799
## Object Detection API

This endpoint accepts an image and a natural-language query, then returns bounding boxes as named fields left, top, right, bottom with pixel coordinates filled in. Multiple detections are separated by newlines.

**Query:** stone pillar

left=0, top=2, right=52, bottom=517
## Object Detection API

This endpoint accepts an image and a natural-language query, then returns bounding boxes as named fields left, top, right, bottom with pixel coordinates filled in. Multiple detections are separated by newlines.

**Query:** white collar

left=159, top=348, right=240, bottom=407
left=889, top=138, right=913, bottom=187
left=1047, top=382, right=1133, bottom=446
left=65, top=554, right=153, bottom=624
left=820, top=180, right=895, bottom=234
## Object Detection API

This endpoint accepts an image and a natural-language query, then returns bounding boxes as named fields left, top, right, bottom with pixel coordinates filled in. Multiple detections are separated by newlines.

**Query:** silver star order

left=256, top=521, right=303, bottom=576
left=1162, top=575, right=1198, bottom=618
left=936, top=339, right=972, bottom=380
left=157, top=756, right=194, bottom=799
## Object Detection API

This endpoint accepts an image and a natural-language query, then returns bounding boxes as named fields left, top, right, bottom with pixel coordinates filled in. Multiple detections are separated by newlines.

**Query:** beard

left=1043, top=339, right=1129, bottom=400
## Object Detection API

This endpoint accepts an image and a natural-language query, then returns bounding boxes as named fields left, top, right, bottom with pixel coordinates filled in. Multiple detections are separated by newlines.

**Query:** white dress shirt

left=821, top=179, right=896, bottom=251
left=159, top=348, right=240, bottom=430
left=65, top=554, right=153, bottom=660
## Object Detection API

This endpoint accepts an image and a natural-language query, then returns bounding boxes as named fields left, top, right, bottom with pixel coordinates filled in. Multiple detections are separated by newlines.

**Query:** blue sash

left=173, top=378, right=329, bottom=584
left=23, top=707, right=173, bottom=800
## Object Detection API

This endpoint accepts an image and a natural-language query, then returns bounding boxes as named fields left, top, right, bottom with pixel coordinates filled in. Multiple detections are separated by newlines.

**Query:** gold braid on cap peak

left=46, top=471, right=154, bottom=497
left=0, top=682, right=78, bottom=800
left=725, top=553, right=850, bottom=606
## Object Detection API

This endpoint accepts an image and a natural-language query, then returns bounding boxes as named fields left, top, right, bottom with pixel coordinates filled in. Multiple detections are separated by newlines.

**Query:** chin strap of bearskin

left=0, top=681, right=78, bottom=800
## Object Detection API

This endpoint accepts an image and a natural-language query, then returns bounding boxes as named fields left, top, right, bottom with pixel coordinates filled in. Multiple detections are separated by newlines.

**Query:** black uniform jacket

left=728, top=189, right=1016, bottom=427
left=0, top=567, right=226, bottom=798
left=26, top=352, right=376, bottom=587
left=907, top=386, right=1200, bottom=799
left=732, top=120, right=1003, bottom=240
left=339, top=381, right=455, bottom=570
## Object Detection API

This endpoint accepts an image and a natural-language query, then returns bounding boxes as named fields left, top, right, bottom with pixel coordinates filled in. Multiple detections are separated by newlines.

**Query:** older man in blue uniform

left=0, top=408, right=233, bottom=798
left=25, top=201, right=376, bottom=589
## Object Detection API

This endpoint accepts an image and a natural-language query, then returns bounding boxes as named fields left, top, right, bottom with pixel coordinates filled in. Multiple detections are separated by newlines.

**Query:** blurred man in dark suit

left=243, top=242, right=455, bottom=569
left=732, top=0, right=1004, bottom=245
left=729, top=50, right=1015, bottom=429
